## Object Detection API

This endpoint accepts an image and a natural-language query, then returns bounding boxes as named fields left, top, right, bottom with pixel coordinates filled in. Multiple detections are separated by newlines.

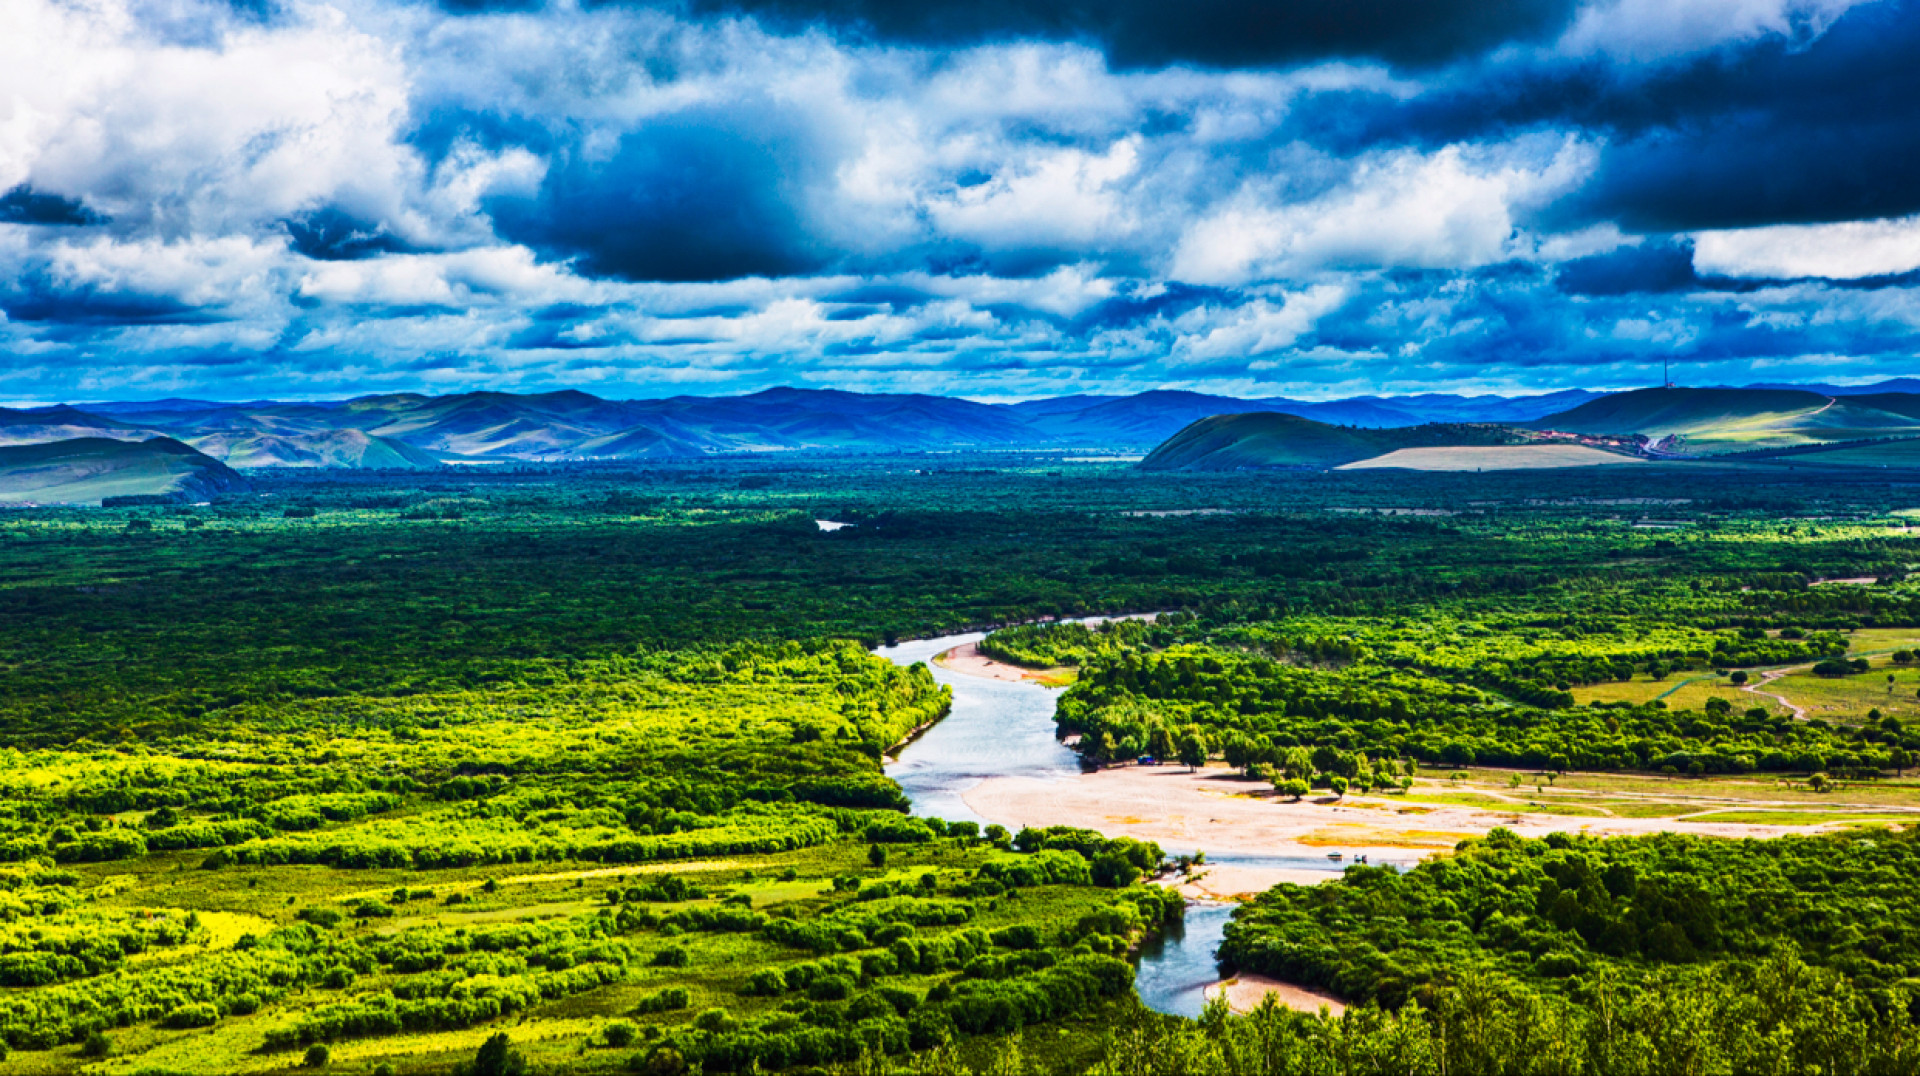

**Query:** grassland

left=2, top=457, right=1919, bottom=1073
left=1337, top=444, right=1644, bottom=471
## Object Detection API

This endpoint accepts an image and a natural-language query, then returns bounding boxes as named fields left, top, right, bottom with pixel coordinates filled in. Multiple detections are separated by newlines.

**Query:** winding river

left=876, top=628, right=1358, bottom=1018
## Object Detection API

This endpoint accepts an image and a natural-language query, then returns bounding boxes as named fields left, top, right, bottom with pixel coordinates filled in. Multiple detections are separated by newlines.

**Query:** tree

left=1091, top=852, right=1138, bottom=888
left=1329, top=776, right=1349, bottom=798
left=465, top=1033, right=528, bottom=1076
left=868, top=844, right=888, bottom=869
left=1275, top=778, right=1309, bottom=801
left=1148, top=726, right=1176, bottom=761
left=1177, top=731, right=1208, bottom=772
left=1282, top=747, right=1314, bottom=781
left=1730, top=670, right=1749, bottom=685
left=1222, top=735, right=1250, bottom=773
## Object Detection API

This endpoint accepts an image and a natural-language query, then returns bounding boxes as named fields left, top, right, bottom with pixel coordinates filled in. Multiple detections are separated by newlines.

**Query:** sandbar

left=934, top=641, right=1073, bottom=684
left=1205, top=974, right=1347, bottom=1017
left=963, top=763, right=1876, bottom=889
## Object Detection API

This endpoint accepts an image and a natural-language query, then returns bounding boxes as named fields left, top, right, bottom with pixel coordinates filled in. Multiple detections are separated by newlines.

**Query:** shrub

left=633, top=987, right=691, bottom=1014
left=163, top=1002, right=221, bottom=1029
left=651, top=946, right=689, bottom=967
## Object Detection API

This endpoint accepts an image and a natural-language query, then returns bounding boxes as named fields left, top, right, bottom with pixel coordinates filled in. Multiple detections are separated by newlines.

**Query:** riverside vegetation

left=2, top=455, right=1919, bottom=1073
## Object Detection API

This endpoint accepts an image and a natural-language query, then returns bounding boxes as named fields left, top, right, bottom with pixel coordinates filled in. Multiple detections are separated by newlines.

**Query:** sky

left=3, top=0, right=1920, bottom=403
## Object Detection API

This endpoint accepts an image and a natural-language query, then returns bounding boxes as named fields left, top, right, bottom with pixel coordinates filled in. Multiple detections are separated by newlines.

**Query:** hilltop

left=0, top=437, right=252, bottom=505
left=1137, top=413, right=1530, bottom=471
left=1534, top=386, right=1920, bottom=456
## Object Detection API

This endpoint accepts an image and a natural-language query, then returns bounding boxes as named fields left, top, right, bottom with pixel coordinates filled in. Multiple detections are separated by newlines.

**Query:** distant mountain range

left=2, top=379, right=1918, bottom=472
left=0, top=385, right=1612, bottom=469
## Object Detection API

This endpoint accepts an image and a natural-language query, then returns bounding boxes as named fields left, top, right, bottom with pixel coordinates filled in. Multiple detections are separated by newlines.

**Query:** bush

left=991, top=924, right=1041, bottom=950
left=692, top=1008, right=736, bottom=1033
left=297, top=907, right=343, bottom=928
left=163, top=1002, right=221, bottom=1029
left=1090, top=852, right=1138, bottom=888
left=463, top=1032, right=527, bottom=1076
left=633, top=987, right=691, bottom=1014
left=82, top=1031, right=111, bottom=1058
left=809, top=974, right=855, bottom=1001
left=304, top=1043, right=331, bottom=1068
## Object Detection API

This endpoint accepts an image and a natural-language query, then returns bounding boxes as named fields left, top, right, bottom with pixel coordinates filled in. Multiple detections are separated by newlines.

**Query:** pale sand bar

left=933, top=641, right=1072, bottom=684
left=1206, top=974, right=1347, bottom=1017
left=964, top=765, right=1868, bottom=894
left=1339, top=444, right=1644, bottom=471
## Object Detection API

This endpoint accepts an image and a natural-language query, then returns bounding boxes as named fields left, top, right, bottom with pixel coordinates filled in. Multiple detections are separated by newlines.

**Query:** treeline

left=1220, top=828, right=1920, bottom=1006
left=1053, top=643, right=1909, bottom=774
left=1063, top=959, right=1920, bottom=1076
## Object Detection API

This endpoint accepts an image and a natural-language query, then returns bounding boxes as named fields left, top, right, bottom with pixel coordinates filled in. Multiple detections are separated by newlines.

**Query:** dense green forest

left=1, top=457, right=1918, bottom=1072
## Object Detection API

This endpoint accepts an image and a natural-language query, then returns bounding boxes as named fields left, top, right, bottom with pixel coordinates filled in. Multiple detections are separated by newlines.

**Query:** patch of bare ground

left=1206, top=974, right=1347, bottom=1017
left=962, top=764, right=1900, bottom=892
left=932, top=641, right=1073, bottom=685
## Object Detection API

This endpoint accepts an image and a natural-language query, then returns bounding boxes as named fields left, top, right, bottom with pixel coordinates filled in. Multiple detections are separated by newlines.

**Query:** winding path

left=1742, top=668, right=1808, bottom=720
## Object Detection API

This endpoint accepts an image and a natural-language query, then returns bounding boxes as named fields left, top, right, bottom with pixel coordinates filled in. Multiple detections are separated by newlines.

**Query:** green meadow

left=2, top=457, right=1919, bottom=1073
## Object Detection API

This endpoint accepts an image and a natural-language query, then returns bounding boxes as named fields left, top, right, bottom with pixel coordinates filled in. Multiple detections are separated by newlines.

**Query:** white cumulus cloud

left=1691, top=215, right=1920, bottom=280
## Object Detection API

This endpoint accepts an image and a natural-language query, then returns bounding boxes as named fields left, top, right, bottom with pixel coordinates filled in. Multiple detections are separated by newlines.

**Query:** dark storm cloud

left=1276, top=0, right=1920, bottom=232
left=674, top=0, right=1582, bottom=69
left=1074, top=283, right=1233, bottom=331
left=1578, top=2, right=1920, bottom=230
left=505, top=323, right=627, bottom=349
left=284, top=208, right=417, bottom=261
left=488, top=111, right=829, bottom=283
left=0, top=186, right=106, bottom=226
left=0, top=275, right=214, bottom=325
left=1554, top=241, right=1699, bottom=295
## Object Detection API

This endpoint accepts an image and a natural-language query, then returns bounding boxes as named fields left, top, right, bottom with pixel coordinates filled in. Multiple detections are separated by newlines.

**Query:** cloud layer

left=1, top=0, right=1916, bottom=401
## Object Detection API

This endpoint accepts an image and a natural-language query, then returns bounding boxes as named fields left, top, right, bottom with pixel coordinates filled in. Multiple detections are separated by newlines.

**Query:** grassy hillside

left=189, top=428, right=441, bottom=469
left=0, top=437, right=251, bottom=505
left=1537, top=387, right=1831, bottom=436
left=1759, top=437, right=1920, bottom=469
left=1536, top=387, right=1920, bottom=453
left=1138, top=413, right=1518, bottom=471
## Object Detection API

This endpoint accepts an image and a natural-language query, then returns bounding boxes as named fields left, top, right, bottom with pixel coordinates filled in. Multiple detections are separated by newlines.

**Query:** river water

left=876, top=628, right=1353, bottom=1018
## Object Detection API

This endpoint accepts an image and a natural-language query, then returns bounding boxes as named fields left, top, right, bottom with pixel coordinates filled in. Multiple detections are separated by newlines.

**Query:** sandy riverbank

left=964, top=764, right=1865, bottom=892
left=933, top=641, right=1073, bottom=684
left=1205, top=974, right=1347, bottom=1017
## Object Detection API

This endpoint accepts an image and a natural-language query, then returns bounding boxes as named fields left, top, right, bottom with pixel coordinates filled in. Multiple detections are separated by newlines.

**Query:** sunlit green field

left=2, top=458, right=1919, bottom=1073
